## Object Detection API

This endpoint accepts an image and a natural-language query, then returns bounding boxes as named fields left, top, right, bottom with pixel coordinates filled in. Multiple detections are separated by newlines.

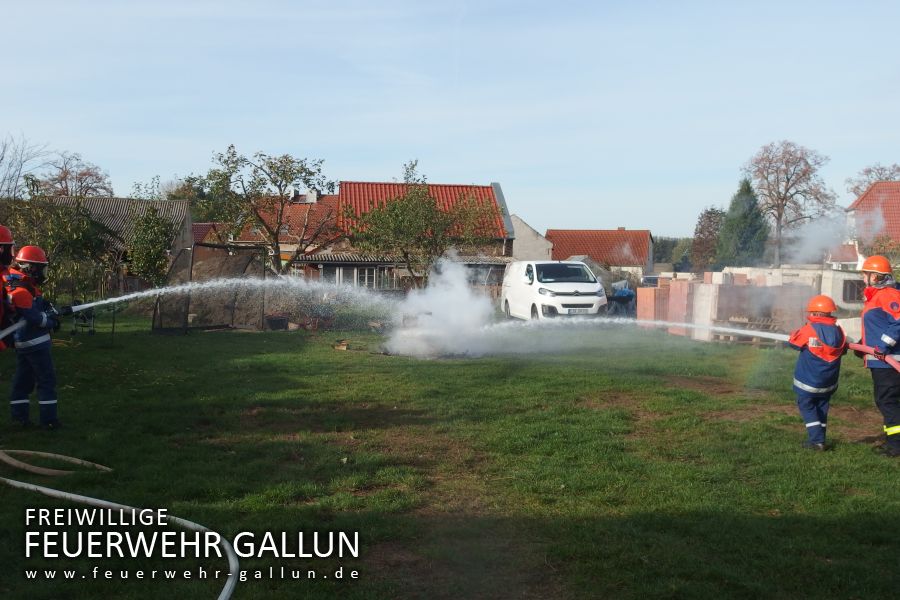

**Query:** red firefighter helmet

left=861, top=255, right=892, bottom=275
left=15, top=245, right=48, bottom=264
left=807, top=295, right=837, bottom=314
left=0, top=225, right=13, bottom=245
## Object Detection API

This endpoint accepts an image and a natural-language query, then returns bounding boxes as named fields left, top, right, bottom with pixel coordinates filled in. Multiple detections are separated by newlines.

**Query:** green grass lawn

left=0, top=317, right=897, bottom=599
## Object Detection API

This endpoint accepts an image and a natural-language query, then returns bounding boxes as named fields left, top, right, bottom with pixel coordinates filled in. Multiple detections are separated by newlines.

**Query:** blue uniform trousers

left=797, top=393, right=829, bottom=444
left=10, top=347, right=58, bottom=426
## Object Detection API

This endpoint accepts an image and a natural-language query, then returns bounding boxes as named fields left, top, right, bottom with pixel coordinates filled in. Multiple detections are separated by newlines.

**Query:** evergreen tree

left=715, top=178, right=769, bottom=267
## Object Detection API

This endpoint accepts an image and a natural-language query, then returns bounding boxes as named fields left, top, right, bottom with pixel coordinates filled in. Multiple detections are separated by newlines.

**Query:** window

left=357, top=267, right=376, bottom=288
left=536, top=263, right=597, bottom=283
left=843, top=279, right=865, bottom=303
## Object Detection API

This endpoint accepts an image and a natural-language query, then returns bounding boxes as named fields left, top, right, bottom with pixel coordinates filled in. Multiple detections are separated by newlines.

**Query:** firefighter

left=0, top=225, right=14, bottom=273
left=860, top=255, right=900, bottom=457
left=787, top=295, right=847, bottom=450
left=5, top=246, right=62, bottom=429
left=0, top=225, right=14, bottom=350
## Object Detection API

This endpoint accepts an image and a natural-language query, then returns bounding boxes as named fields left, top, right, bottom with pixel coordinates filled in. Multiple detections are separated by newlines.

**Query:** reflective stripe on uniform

left=882, top=333, right=897, bottom=347
left=39, top=313, right=47, bottom=328
left=805, top=421, right=822, bottom=428
left=793, top=378, right=837, bottom=394
left=884, top=424, right=900, bottom=436
left=9, top=399, right=29, bottom=405
left=15, top=334, right=50, bottom=348
left=38, top=400, right=57, bottom=405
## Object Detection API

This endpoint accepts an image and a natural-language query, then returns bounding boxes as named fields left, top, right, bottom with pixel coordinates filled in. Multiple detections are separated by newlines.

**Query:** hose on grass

left=0, top=453, right=239, bottom=600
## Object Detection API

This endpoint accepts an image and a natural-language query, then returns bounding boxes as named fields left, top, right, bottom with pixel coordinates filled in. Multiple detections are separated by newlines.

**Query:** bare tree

left=36, top=151, right=114, bottom=197
left=744, top=140, right=836, bottom=266
left=0, top=134, right=49, bottom=199
left=846, top=163, right=900, bottom=198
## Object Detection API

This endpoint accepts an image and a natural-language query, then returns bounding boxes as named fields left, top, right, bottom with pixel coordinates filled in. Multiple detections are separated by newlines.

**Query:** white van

left=500, top=260, right=607, bottom=320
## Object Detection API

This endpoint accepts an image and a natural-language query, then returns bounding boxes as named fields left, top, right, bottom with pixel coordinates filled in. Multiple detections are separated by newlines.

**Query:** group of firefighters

left=0, top=225, right=67, bottom=430
left=789, top=254, right=900, bottom=457
left=0, top=220, right=898, bottom=456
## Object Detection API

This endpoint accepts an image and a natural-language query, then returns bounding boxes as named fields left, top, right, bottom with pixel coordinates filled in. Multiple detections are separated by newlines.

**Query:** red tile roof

left=337, top=181, right=508, bottom=239
left=193, top=223, right=215, bottom=243
left=234, top=182, right=509, bottom=244
left=545, top=229, right=653, bottom=267
left=238, top=195, right=341, bottom=243
left=827, top=243, right=859, bottom=262
left=847, top=181, right=900, bottom=241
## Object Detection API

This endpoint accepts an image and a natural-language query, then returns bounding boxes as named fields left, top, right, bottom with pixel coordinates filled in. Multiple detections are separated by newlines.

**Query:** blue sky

left=3, top=0, right=899, bottom=236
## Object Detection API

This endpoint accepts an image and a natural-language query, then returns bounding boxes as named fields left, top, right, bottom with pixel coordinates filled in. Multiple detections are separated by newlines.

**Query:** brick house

left=847, top=181, right=900, bottom=244
left=544, top=228, right=654, bottom=276
left=230, top=181, right=514, bottom=289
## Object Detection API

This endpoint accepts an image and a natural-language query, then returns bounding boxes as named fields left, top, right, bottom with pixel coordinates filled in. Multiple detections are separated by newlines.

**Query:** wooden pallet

left=711, top=317, right=781, bottom=347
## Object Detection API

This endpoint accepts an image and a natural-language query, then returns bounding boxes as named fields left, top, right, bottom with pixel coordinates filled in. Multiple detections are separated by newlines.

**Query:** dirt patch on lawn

left=577, top=391, right=661, bottom=439
left=666, top=375, right=767, bottom=398
left=705, top=403, right=797, bottom=423
left=829, top=404, right=885, bottom=443
left=704, top=401, right=884, bottom=443
left=333, top=424, right=568, bottom=599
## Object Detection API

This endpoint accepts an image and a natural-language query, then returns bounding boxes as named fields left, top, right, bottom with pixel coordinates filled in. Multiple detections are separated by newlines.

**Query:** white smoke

left=385, top=258, right=495, bottom=357
left=384, top=257, right=649, bottom=358
left=782, top=214, right=849, bottom=264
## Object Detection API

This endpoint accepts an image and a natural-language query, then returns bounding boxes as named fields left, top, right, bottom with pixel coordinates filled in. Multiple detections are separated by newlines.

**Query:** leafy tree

left=203, top=145, right=340, bottom=274
left=130, top=175, right=164, bottom=201
left=715, top=178, right=768, bottom=266
left=654, top=237, right=678, bottom=263
left=4, top=195, right=120, bottom=300
left=690, top=207, right=725, bottom=271
left=34, top=151, right=114, bottom=197
left=129, top=206, right=176, bottom=287
left=672, top=237, right=693, bottom=271
left=744, top=140, right=836, bottom=266
left=846, top=163, right=900, bottom=198
left=348, top=161, right=501, bottom=286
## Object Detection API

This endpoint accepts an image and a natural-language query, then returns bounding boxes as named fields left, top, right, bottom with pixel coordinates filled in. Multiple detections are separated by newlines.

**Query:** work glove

left=854, top=349, right=866, bottom=359
left=43, top=312, right=60, bottom=332
left=874, top=347, right=887, bottom=362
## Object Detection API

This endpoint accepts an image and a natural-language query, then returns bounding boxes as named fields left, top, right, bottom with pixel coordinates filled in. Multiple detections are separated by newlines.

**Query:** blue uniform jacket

left=4, top=269, right=55, bottom=353
left=862, top=284, right=900, bottom=368
left=788, top=316, right=846, bottom=397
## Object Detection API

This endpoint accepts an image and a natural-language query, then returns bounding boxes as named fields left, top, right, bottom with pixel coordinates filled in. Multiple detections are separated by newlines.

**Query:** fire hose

left=769, top=330, right=900, bottom=373
left=0, top=302, right=240, bottom=598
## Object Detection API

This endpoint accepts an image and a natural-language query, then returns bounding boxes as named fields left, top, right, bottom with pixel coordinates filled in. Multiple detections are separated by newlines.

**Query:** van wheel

left=504, top=301, right=511, bottom=319
left=531, top=305, right=539, bottom=320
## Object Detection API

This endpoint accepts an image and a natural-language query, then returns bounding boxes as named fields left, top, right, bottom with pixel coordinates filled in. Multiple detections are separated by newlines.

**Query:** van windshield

left=536, top=264, right=596, bottom=283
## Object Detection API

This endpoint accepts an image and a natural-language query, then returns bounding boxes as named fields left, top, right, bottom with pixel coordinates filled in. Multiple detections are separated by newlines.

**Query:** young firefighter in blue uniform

left=787, top=295, right=847, bottom=451
left=859, top=255, right=900, bottom=457
left=5, top=246, right=64, bottom=429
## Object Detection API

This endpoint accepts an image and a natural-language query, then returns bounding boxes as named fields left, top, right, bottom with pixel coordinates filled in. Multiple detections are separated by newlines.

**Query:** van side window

left=525, top=264, right=534, bottom=284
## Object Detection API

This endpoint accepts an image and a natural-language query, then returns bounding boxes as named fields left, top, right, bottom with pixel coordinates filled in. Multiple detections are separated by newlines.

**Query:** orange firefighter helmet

left=861, top=255, right=892, bottom=275
left=0, top=225, right=13, bottom=245
left=807, top=294, right=837, bottom=314
left=15, top=245, right=48, bottom=264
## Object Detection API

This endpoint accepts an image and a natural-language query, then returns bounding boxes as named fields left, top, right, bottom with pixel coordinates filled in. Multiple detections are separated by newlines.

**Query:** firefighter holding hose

left=787, top=295, right=847, bottom=451
left=0, top=225, right=15, bottom=351
left=4, top=246, right=64, bottom=429
left=860, top=255, right=900, bottom=457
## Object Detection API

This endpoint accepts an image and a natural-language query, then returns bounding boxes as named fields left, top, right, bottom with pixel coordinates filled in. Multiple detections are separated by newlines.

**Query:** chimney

left=306, top=189, right=318, bottom=204
left=617, top=226, right=625, bottom=231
